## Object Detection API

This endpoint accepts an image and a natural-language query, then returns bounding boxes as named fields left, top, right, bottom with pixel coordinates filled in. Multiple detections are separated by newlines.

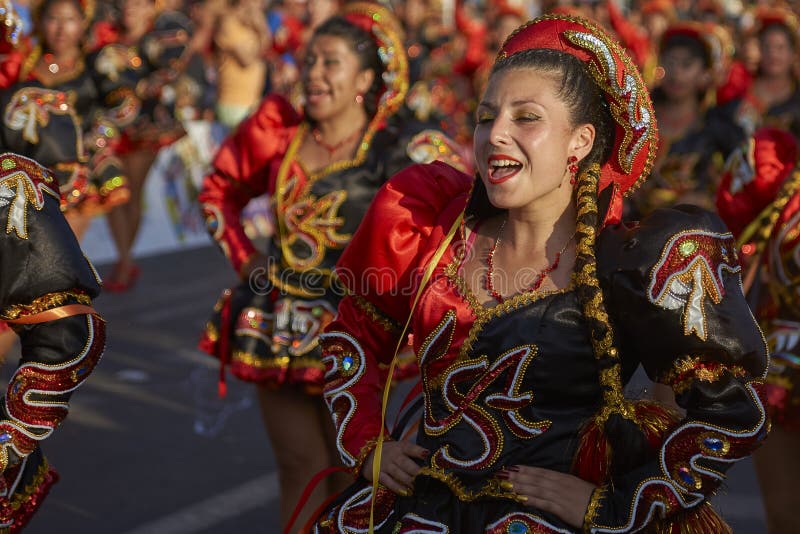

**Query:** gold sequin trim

left=416, top=466, right=517, bottom=502
left=352, top=295, right=401, bottom=332
left=737, top=169, right=800, bottom=251
left=231, top=351, right=324, bottom=371
left=204, top=322, right=220, bottom=343
left=353, top=436, right=385, bottom=478
left=443, top=254, right=574, bottom=364
left=660, top=356, right=748, bottom=394
left=9, top=457, right=52, bottom=511
left=583, top=485, right=607, bottom=533
left=1, top=290, right=91, bottom=321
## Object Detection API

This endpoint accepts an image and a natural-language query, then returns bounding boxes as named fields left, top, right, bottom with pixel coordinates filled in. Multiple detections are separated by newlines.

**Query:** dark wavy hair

left=488, top=49, right=656, bottom=478
left=311, top=16, right=384, bottom=118
left=660, top=33, right=711, bottom=68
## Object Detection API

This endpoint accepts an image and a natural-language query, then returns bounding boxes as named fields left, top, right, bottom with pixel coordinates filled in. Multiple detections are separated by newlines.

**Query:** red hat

left=498, top=14, right=658, bottom=223
left=341, top=2, right=408, bottom=120
left=755, top=6, right=800, bottom=36
left=641, top=0, right=675, bottom=17
left=716, top=127, right=798, bottom=239
left=0, top=0, right=23, bottom=47
left=660, top=21, right=734, bottom=81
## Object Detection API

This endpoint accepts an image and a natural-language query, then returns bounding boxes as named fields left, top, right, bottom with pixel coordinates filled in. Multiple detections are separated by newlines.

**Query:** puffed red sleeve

left=321, top=161, right=472, bottom=476
left=198, top=94, right=300, bottom=274
left=715, top=127, right=796, bottom=238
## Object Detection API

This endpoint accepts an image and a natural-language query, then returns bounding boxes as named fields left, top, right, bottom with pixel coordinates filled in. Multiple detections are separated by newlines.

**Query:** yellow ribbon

left=368, top=211, right=464, bottom=532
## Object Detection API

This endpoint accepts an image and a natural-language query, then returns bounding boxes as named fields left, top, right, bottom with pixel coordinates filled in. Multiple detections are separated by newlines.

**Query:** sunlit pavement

left=15, top=246, right=766, bottom=533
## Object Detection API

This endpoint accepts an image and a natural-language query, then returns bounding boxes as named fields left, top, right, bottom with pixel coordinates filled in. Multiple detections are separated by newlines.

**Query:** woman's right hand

left=362, top=440, right=429, bottom=496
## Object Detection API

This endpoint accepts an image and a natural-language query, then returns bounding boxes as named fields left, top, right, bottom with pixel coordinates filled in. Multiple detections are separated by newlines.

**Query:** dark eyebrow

left=476, top=99, right=542, bottom=110
left=510, top=99, right=542, bottom=107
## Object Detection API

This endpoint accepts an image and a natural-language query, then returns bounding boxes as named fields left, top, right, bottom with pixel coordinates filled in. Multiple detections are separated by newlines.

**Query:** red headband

left=498, top=15, right=658, bottom=221
left=341, top=2, right=408, bottom=120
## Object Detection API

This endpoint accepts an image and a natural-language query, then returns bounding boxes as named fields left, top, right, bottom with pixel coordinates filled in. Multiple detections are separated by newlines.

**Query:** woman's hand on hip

left=362, top=440, right=429, bottom=496
left=498, top=465, right=596, bottom=528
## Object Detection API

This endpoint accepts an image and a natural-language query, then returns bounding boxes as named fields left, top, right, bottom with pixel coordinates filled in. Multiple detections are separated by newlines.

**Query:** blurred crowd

left=0, top=0, right=799, bottom=285
left=1, top=0, right=800, bottom=530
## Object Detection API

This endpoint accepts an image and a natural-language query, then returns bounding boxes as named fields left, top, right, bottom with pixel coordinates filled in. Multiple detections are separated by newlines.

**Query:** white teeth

left=490, top=159, right=520, bottom=167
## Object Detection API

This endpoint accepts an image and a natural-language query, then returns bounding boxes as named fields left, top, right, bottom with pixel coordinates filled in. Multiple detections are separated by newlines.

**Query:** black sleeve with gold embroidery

left=0, top=153, right=104, bottom=530
left=588, top=205, right=768, bottom=532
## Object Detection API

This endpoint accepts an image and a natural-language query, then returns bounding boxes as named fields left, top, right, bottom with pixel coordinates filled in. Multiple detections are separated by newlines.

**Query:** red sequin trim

left=0, top=315, right=104, bottom=471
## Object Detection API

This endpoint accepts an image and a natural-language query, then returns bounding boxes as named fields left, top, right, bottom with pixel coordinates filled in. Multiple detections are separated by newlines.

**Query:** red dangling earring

left=567, top=155, right=579, bottom=186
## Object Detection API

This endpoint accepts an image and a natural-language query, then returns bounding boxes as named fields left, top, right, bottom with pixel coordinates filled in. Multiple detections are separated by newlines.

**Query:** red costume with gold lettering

left=314, top=16, right=768, bottom=533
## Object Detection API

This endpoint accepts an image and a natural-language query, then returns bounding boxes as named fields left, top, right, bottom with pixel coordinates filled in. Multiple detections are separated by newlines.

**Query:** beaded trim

left=659, top=356, right=748, bottom=394
left=351, top=295, right=401, bottom=332
left=583, top=486, right=607, bottom=533
left=1, top=290, right=91, bottom=321
left=0, top=154, right=60, bottom=240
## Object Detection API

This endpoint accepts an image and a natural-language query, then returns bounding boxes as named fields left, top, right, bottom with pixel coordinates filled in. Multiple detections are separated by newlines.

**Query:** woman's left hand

left=498, top=466, right=597, bottom=528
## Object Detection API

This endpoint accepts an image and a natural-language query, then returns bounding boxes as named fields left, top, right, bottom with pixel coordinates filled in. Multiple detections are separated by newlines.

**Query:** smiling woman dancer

left=312, top=14, right=769, bottom=533
left=197, top=2, right=463, bottom=529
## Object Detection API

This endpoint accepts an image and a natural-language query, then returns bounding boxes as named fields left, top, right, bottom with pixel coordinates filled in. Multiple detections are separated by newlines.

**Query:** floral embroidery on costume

left=4, top=88, right=82, bottom=151
left=648, top=230, right=740, bottom=340
left=276, top=170, right=351, bottom=271
left=0, top=154, right=59, bottom=239
left=321, top=331, right=369, bottom=469
left=406, top=130, right=468, bottom=173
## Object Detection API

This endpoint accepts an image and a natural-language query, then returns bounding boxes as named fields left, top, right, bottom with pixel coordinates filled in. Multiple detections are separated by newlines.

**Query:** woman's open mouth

left=487, top=155, right=522, bottom=184
left=305, top=86, right=330, bottom=105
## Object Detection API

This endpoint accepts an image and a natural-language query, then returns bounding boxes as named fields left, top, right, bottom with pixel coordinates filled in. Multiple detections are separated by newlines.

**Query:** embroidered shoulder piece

left=4, top=88, right=80, bottom=146
left=406, top=130, right=468, bottom=173
left=648, top=230, right=741, bottom=341
left=0, top=154, right=59, bottom=239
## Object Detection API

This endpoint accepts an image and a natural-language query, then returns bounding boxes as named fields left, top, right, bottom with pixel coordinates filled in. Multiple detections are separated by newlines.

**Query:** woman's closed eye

left=305, top=55, right=341, bottom=68
left=514, top=113, right=540, bottom=123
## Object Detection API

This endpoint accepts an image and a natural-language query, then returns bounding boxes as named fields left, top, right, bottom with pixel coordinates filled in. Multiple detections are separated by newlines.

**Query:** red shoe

left=104, top=263, right=141, bottom=293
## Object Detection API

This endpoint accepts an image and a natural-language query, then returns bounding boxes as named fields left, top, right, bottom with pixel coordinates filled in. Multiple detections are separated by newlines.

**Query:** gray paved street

left=10, top=246, right=767, bottom=533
